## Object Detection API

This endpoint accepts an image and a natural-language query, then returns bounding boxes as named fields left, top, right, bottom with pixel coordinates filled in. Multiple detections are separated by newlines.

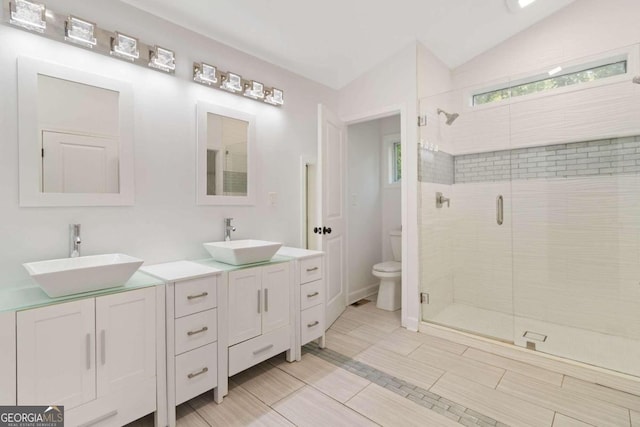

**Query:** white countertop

left=277, top=247, right=324, bottom=259
left=140, top=260, right=222, bottom=282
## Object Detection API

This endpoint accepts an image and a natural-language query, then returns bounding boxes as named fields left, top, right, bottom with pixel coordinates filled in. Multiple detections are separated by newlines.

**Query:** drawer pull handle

left=187, top=292, right=208, bottom=300
left=307, top=320, right=320, bottom=328
left=78, top=410, right=118, bottom=427
left=306, top=267, right=319, bottom=272
left=307, top=291, right=319, bottom=298
left=187, top=326, right=208, bottom=336
left=188, top=367, right=208, bottom=379
left=252, top=344, right=274, bottom=355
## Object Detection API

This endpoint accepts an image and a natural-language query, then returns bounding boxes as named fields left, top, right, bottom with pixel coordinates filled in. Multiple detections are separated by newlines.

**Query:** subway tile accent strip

left=419, top=150, right=455, bottom=185
left=453, top=136, right=640, bottom=184
left=303, top=342, right=507, bottom=426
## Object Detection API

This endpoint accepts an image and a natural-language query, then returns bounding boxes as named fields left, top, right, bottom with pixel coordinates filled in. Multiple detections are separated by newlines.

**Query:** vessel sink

left=23, top=253, right=144, bottom=298
left=203, top=240, right=282, bottom=265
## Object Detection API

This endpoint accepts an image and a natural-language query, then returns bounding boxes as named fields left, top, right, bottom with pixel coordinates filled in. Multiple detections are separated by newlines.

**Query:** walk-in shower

left=418, top=45, right=640, bottom=379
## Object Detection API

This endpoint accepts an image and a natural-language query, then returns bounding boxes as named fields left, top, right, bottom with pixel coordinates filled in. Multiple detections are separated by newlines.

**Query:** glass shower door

left=419, top=88, right=514, bottom=342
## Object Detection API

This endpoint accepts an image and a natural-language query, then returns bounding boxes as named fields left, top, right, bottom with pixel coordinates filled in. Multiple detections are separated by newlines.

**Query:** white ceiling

left=121, top=0, right=576, bottom=89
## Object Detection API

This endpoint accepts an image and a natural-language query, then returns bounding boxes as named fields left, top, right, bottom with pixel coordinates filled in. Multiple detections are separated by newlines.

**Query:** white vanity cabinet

left=296, top=255, right=326, bottom=359
left=227, top=262, right=293, bottom=376
left=16, top=287, right=158, bottom=427
left=0, top=311, right=16, bottom=405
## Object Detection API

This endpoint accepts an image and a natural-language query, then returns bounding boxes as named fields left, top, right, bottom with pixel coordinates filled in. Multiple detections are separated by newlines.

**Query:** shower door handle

left=496, top=195, right=504, bottom=225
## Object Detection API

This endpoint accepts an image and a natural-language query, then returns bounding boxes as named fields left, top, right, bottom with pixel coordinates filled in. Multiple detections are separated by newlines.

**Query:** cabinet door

left=261, top=263, right=290, bottom=334
left=228, top=267, right=262, bottom=346
left=0, top=311, right=16, bottom=405
left=95, top=287, right=156, bottom=397
left=17, top=299, right=95, bottom=409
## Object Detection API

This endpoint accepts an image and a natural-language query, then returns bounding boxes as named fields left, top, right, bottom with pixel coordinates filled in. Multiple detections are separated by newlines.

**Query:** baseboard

left=348, top=283, right=379, bottom=305
left=403, top=316, right=419, bottom=332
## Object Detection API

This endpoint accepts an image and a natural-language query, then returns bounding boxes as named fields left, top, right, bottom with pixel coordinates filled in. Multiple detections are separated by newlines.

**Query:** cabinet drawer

left=299, top=257, right=323, bottom=284
left=300, top=304, right=324, bottom=346
left=175, top=277, right=217, bottom=318
left=228, top=326, right=290, bottom=376
left=300, top=280, right=323, bottom=311
left=175, top=342, right=217, bottom=405
left=175, top=309, right=217, bottom=355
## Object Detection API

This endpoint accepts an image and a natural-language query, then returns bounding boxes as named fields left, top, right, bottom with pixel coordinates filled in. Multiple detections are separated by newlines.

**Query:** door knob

left=323, top=227, right=332, bottom=235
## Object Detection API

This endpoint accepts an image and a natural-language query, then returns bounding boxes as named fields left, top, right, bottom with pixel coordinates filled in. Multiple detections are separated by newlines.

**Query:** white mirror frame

left=196, top=101, right=256, bottom=205
left=17, top=56, right=134, bottom=207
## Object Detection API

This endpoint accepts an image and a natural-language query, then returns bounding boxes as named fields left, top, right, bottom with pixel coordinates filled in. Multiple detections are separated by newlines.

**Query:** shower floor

left=427, top=303, right=640, bottom=377
left=428, top=303, right=514, bottom=342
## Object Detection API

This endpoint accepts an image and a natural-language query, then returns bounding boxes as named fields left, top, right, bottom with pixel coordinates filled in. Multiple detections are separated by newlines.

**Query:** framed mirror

left=196, top=101, right=256, bottom=205
left=17, top=57, right=134, bottom=206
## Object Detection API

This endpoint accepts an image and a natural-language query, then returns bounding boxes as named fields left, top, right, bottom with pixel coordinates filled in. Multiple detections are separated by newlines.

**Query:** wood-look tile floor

left=131, top=301, right=640, bottom=427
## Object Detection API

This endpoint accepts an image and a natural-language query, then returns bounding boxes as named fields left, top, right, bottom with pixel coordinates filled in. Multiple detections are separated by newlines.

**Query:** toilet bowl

left=372, top=229, right=401, bottom=311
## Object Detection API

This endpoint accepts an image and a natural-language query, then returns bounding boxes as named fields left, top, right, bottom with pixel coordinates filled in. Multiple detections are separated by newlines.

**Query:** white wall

left=379, top=115, right=401, bottom=262
left=0, top=0, right=337, bottom=286
left=346, top=120, right=382, bottom=303
left=338, top=41, right=419, bottom=329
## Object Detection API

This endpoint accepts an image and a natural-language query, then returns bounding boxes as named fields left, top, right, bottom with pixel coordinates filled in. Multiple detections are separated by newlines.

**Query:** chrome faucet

left=69, top=224, right=81, bottom=257
left=224, top=218, right=236, bottom=241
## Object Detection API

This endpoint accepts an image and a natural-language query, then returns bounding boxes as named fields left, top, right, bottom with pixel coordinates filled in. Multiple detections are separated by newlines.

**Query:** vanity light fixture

left=194, top=62, right=218, bottom=85
left=264, top=88, right=284, bottom=106
left=148, top=45, right=176, bottom=73
left=65, top=16, right=97, bottom=48
left=111, top=32, right=139, bottom=61
left=221, top=72, right=243, bottom=93
left=518, top=0, right=536, bottom=8
left=9, top=0, right=46, bottom=33
left=244, top=80, right=265, bottom=99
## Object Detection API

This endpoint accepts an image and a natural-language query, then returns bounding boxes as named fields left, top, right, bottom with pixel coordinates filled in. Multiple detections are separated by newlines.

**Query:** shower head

left=437, top=108, right=459, bottom=125
left=633, top=76, right=640, bottom=84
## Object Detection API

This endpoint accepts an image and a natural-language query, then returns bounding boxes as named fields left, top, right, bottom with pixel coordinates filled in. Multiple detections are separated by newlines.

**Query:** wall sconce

left=265, top=88, right=284, bottom=106
left=221, top=72, right=242, bottom=93
left=149, top=45, right=175, bottom=73
left=9, top=0, right=46, bottom=33
left=111, top=32, right=139, bottom=61
left=193, top=62, right=217, bottom=85
left=244, top=81, right=265, bottom=99
left=65, top=16, right=97, bottom=48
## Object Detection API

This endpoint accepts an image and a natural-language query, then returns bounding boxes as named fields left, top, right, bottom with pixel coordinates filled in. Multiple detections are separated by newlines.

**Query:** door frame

left=339, top=102, right=416, bottom=330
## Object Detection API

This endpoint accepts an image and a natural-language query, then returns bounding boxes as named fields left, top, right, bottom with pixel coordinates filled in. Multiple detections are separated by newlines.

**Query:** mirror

left=197, top=101, right=255, bottom=205
left=18, top=57, right=134, bottom=206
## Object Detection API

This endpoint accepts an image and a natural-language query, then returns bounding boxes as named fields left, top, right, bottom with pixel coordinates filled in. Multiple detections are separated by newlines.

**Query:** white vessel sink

left=203, top=240, right=282, bottom=265
left=23, top=253, right=144, bottom=298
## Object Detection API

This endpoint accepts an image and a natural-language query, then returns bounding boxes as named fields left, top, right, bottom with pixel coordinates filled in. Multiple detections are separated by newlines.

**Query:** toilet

left=372, top=229, right=401, bottom=311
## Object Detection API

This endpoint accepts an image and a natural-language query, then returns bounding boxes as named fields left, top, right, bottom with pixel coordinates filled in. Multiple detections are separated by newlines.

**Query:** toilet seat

left=373, top=261, right=401, bottom=273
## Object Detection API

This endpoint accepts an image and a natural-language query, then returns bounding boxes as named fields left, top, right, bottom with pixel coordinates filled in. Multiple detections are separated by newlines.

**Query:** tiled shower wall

left=419, top=136, right=640, bottom=184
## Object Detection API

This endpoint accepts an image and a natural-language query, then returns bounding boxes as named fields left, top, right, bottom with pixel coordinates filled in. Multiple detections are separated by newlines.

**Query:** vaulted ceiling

left=121, top=0, right=576, bottom=89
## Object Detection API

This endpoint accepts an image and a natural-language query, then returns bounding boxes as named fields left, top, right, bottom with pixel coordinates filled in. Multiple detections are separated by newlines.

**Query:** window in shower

left=472, top=58, right=628, bottom=106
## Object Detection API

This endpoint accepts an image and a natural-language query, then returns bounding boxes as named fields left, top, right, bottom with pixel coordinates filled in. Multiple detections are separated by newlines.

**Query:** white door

left=42, top=131, right=119, bottom=193
left=261, top=262, right=290, bottom=334
left=95, top=288, right=156, bottom=397
left=317, top=104, right=347, bottom=328
left=228, top=267, right=262, bottom=346
left=17, top=299, right=96, bottom=409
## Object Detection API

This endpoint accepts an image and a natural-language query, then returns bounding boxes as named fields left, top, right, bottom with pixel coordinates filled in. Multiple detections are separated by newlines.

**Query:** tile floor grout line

left=187, top=401, right=214, bottom=427
left=304, top=342, right=506, bottom=426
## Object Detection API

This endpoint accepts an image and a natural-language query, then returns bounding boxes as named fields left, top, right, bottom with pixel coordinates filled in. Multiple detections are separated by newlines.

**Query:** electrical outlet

left=268, top=192, right=277, bottom=206
left=351, top=193, right=358, bottom=206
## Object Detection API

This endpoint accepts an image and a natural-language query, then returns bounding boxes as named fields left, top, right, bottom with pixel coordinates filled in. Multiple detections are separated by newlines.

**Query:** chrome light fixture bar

left=65, top=16, right=97, bottom=48
left=9, top=0, right=46, bottom=33
left=193, top=62, right=217, bottom=85
left=149, top=45, right=175, bottom=73
left=111, top=32, right=139, bottom=61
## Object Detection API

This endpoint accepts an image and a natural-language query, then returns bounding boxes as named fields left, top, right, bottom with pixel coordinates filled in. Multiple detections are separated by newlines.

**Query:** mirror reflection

left=37, top=74, right=120, bottom=194
left=206, top=113, right=248, bottom=196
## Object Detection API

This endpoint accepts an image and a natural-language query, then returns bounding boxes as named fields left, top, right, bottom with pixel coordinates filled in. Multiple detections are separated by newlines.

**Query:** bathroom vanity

left=0, top=272, right=165, bottom=427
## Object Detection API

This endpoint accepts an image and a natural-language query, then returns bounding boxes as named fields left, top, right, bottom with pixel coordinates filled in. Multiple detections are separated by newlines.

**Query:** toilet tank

left=389, top=229, right=401, bottom=261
